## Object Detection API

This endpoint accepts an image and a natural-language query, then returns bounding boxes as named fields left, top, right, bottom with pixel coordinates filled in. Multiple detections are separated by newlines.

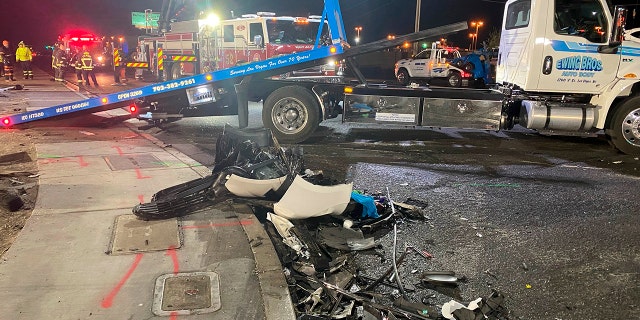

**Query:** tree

left=485, top=27, right=501, bottom=49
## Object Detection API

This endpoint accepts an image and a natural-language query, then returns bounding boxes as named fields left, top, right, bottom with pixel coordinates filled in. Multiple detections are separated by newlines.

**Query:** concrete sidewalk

left=0, top=69, right=294, bottom=319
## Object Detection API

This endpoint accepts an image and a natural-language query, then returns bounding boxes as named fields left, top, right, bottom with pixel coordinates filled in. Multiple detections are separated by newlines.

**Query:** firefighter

left=0, top=42, right=4, bottom=78
left=134, top=46, right=144, bottom=80
left=80, top=49, right=98, bottom=86
left=51, top=43, right=59, bottom=81
left=15, top=41, right=33, bottom=79
left=53, top=43, right=67, bottom=82
left=0, top=40, right=16, bottom=81
left=71, top=49, right=84, bottom=85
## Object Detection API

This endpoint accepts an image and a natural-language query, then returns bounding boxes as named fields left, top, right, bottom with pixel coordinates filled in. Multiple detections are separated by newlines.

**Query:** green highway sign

left=132, top=11, right=160, bottom=28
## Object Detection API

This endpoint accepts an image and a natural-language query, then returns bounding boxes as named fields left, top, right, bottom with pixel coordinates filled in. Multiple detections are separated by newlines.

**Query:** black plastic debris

left=133, top=125, right=302, bottom=219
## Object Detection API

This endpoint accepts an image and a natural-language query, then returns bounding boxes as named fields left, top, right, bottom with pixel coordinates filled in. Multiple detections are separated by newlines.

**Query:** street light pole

left=470, top=21, right=484, bottom=50
left=414, top=0, right=421, bottom=53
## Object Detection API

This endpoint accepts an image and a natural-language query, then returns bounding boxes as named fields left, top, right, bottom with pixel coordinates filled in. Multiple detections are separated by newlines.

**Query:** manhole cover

left=109, top=214, right=181, bottom=255
left=104, top=154, right=167, bottom=171
left=152, top=272, right=221, bottom=316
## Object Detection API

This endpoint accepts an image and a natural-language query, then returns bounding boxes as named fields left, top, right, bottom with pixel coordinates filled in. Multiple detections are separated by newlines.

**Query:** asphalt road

left=143, top=103, right=640, bottom=320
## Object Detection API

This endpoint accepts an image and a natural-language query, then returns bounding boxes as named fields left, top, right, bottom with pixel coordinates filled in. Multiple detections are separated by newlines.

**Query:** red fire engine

left=135, top=12, right=339, bottom=81
left=58, top=30, right=110, bottom=68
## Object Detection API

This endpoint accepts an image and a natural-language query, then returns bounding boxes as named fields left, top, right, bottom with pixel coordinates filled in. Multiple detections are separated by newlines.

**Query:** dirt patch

left=0, top=130, right=38, bottom=257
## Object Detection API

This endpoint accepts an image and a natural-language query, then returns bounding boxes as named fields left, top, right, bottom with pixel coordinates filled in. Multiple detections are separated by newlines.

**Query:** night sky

left=0, top=0, right=508, bottom=50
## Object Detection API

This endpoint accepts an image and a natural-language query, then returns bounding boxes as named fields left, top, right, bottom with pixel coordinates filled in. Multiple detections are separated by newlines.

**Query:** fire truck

left=135, top=12, right=339, bottom=81
left=57, top=30, right=110, bottom=69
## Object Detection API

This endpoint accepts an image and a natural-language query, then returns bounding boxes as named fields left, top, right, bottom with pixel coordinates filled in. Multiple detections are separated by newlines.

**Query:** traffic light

left=421, top=42, right=428, bottom=49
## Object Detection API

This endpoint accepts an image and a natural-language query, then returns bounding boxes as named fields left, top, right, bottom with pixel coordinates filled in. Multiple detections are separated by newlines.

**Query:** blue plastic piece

left=351, top=191, right=380, bottom=219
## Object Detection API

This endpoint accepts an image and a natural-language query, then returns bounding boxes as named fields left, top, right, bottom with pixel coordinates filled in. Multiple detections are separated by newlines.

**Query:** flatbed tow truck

left=0, top=0, right=466, bottom=141
left=3, top=0, right=640, bottom=157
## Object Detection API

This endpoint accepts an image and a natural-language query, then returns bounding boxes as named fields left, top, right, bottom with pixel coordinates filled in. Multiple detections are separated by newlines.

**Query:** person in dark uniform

left=71, top=49, right=84, bottom=85
left=0, top=40, right=16, bottom=81
left=80, top=49, right=99, bottom=86
left=0, top=42, right=4, bottom=78
left=53, top=43, right=67, bottom=82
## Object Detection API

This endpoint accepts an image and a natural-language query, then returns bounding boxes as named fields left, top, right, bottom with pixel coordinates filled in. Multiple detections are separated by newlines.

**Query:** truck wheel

left=607, top=96, right=640, bottom=155
left=447, top=72, right=462, bottom=87
left=397, top=69, right=411, bottom=86
left=263, top=86, right=320, bottom=144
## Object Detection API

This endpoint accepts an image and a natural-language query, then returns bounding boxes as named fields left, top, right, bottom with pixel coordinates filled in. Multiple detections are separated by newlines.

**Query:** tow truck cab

left=497, top=0, right=640, bottom=155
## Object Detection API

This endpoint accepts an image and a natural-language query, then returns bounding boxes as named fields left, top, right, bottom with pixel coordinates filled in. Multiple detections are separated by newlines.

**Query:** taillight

left=129, top=104, right=138, bottom=113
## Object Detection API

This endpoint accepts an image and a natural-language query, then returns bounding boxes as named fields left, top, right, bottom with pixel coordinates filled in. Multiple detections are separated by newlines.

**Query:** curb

left=234, top=205, right=297, bottom=320
left=130, top=124, right=296, bottom=319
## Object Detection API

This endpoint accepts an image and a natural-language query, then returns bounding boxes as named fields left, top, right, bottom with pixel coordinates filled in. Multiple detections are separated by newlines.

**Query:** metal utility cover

left=109, top=214, right=181, bottom=255
left=103, top=153, right=167, bottom=171
left=152, top=272, right=221, bottom=316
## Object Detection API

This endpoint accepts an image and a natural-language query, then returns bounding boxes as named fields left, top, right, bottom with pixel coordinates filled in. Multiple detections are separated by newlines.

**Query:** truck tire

left=606, top=96, right=640, bottom=155
left=397, top=69, right=411, bottom=86
left=447, top=72, right=462, bottom=87
left=262, top=86, right=320, bottom=144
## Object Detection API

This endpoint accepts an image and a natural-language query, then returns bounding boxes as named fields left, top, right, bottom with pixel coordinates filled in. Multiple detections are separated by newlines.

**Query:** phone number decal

left=152, top=79, right=196, bottom=92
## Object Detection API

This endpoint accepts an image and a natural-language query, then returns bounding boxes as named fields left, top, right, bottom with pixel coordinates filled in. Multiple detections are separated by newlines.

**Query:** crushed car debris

left=132, top=125, right=510, bottom=319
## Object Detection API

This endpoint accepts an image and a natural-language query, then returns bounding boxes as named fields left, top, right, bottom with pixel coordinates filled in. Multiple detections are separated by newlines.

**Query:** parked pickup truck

left=394, top=47, right=471, bottom=87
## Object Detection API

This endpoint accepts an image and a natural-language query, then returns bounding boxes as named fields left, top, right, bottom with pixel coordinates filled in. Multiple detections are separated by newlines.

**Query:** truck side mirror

left=599, top=6, right=626, bottom=53
left=254, top=35, right=263, bottom=48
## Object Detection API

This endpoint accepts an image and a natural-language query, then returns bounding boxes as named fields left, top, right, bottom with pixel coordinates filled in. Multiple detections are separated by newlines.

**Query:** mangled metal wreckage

left=132, top=125, right=509, bottom=320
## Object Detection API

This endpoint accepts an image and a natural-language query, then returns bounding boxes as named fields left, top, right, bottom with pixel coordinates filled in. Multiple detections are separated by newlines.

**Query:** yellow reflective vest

left=81, top=52, right=94, bottom=70
left=16, top=46, right=32, bottom=62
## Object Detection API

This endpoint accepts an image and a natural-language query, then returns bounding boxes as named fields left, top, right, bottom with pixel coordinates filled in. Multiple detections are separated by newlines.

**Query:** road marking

left=100, top=253, right=144, bottom=308
left=165, top=246, right=180, bottom=275
left=135, top=168, right=151, bottom=179
left=112, top=146, right=124, bottom=155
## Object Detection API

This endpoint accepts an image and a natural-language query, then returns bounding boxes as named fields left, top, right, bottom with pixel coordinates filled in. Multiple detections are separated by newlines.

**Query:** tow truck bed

left=1, top=0, right=467, bottom=130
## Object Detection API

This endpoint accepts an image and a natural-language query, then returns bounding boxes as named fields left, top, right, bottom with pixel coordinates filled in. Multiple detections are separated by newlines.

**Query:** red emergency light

left=61, top=30, right=99, bottom=48
left=128, top=104, right=138, bottom=113
left=2, top=117, right=11, bottom=126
